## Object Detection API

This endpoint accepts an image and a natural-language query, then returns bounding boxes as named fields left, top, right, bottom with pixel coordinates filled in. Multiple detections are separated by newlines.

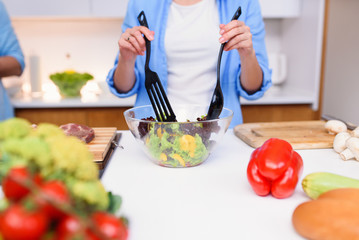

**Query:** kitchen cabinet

left=2, top=0, right=92, bottom=17
left=14, top=104, right=318, bottom=130
left=242, top=104, right=318, bottom=123
left=15, top=107, right=130, bottom=130
left=91, top=0, right=129, bottom=18
left=2, top=0, right=129, bottom=17
left=259, top=0, right=301, bottom=18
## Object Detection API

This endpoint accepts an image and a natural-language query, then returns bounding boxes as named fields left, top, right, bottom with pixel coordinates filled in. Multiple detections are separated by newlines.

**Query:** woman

left=107, top=0, right=271, bottom=128
left=0, top=0, right=25, bottom=121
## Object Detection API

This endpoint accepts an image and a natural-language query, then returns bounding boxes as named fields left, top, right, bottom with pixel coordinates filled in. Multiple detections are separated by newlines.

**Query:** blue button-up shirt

left=0, top=0, right=25, bottom=121
left=107, top=0, right=271, bottom=128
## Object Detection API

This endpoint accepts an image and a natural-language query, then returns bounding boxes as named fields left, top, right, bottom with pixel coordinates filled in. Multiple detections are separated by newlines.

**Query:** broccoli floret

left=32, top=123, right=65, bottom=139
left=46, top=135, right=98, bottom=180
left=0, top=136, right=52, bottom=168
left=69, top=179, right=110, bottom=211
left=74, top=158, right=99, bottom=181
left=0, top=118, right=32, bottom=140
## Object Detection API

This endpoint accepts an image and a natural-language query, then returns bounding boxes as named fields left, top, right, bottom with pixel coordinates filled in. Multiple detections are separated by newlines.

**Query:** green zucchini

left=302, top=172, right=359, bottom=199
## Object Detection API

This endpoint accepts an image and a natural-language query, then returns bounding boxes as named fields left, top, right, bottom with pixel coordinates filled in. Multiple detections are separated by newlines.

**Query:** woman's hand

left=113, top=26, right=154, bottom=93
left=118, top=26, right=155, bottom=62
left=219, top=20, right=253, bottom=57
left=219, top=20, right=263, bottom=93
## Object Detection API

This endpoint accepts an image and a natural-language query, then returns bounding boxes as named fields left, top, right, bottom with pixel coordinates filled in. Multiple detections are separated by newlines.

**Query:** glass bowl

left=124, top=105, right=233, bottom=167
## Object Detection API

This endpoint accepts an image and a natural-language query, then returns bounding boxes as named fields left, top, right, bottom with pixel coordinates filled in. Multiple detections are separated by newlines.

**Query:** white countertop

left=100, top=130, right=359, bottom=240
left=10, top=85, right=315, bottom=109
left=10, top=90, right=137, bottom=108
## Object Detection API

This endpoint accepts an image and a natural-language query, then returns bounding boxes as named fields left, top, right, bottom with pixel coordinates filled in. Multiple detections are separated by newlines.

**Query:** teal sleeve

left=0, top=1, right=25, bottom=72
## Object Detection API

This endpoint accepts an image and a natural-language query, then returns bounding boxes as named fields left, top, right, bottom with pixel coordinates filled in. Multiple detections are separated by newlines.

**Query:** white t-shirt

left=165, top=0, right=220, bottom=108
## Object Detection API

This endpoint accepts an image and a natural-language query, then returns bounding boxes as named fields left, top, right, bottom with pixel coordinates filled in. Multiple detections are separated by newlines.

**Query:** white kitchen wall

left=322, top=0, right=359, bottom=126
left=11, top=18, right=123, bottom=88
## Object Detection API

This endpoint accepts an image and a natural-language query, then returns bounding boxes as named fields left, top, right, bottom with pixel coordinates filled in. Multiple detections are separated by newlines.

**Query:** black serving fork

left=137, top=11, right=177, bottom=122
left=206, top=6, right=242, bottom=120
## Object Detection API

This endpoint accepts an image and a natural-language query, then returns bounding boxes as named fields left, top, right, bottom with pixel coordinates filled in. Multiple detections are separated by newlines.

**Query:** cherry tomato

left=56, top=215, right=97, bottom=240
left=37, top=180, right=70, bottom=220
left=0, top=203, right=48, bottom=240
left=90, top=212, right=128, bottom=240
left=2, top=167, right=42, bottom=202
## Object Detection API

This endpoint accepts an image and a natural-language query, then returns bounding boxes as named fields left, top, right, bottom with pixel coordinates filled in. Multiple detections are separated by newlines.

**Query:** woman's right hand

left=118, top=26, right=155, bottom=62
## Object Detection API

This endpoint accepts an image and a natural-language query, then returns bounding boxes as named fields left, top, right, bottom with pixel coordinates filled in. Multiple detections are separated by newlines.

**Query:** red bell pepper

left=247, top=138, right=303, bottom=199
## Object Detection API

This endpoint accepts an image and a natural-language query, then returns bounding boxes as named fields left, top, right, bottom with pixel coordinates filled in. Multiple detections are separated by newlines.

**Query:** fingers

left=219, top=20, right=247, bottom=43
left=118, top=38, right=137, bottom=55
left=219, top=20, right=253, bottom=52
left=224, top=31, right=252, bottom=51
left=126, top=31, right=145, bottom=55
left=119, top=26, right=155, bottom=56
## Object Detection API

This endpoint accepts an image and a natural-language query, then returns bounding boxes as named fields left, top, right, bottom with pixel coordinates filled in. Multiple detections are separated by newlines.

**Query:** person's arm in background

left=0, top=1, right=25, bottom=78
left=0, top=56, right=22, bottom=77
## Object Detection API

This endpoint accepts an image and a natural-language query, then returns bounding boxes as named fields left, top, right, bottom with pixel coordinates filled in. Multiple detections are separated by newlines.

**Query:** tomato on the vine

left=2, top=167, right=42, bottom=202
left=0, top=203, right=48, bottom=240
left=90, top=212, right=128, bottom=240
left=37, top=180, right=70, bottom=220
left=56, top=215, right=97, bottom=240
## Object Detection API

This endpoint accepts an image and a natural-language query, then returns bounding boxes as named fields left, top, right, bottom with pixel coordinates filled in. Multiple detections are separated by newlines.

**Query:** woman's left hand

left=219, top=20, right=254, bottom=57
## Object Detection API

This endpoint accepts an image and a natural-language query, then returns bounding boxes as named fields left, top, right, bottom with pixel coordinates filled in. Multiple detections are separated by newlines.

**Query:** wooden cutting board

left=87, top=127, right=117, bottom=169
left=234, top=120, right=335, bottom=149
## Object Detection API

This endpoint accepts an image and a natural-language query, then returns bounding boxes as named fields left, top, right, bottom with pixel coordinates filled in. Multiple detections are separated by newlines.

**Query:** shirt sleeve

left=0, top=1, right=25, bottom=72
left=106, top=52, right=141, bottom=98
left=235, top=0, right=272, bottom=100
left=105, top=0, right=142, bottom=98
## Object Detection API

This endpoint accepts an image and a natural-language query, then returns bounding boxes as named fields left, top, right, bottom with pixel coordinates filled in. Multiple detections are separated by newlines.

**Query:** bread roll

left=292, top=188, right=359, bottom=240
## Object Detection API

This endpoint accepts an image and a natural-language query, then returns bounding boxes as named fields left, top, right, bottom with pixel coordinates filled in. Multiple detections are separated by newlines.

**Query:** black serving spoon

left=206, top=6, right=242, bottom=120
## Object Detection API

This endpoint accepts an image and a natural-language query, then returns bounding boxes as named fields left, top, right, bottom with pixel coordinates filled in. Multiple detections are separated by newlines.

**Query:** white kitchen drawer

left=3, top=0, right=92, bottom=17
left=91, top=0, right=129, bottom=18
left=259, top=0, right=302, bottom=18
left=3, top=0, right=129, bottom=17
